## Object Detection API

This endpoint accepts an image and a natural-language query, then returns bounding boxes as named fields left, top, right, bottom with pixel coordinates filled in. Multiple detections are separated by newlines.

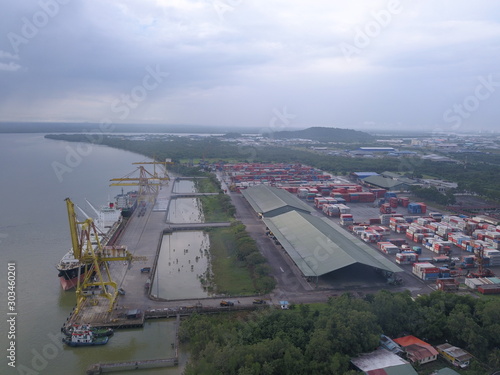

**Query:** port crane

left=109, top=159, right=172, bottom=203
left=65, top=198, right=145, bottom=314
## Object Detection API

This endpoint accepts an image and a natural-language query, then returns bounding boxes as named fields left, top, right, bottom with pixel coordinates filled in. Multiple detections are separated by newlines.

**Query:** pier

left=86, top=315, right=181, bottom=375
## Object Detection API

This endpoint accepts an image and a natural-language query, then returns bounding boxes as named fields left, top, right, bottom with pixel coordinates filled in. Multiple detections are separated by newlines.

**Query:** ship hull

left=58, top=273, right=86, bottom=291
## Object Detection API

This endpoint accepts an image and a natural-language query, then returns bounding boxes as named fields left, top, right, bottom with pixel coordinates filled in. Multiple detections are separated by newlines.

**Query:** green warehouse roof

left=241, top=185, right=314, bottom=217
left=362, top=175, right=411, bottom=190
left=263, top=211, right=402, bottom=277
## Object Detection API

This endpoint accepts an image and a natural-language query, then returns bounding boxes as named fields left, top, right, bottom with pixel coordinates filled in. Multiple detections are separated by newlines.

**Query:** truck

left=220, top=300, right=234, bottom=307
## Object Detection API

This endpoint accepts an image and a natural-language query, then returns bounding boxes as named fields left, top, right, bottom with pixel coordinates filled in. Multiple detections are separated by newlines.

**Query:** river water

left=0, top=134, right=183, bottom=375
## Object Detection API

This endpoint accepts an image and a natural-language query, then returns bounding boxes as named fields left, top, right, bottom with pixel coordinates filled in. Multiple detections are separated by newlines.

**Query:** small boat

left=62, top=328, right=109, bottom=347
left=62, top=324, right=114, bottom=338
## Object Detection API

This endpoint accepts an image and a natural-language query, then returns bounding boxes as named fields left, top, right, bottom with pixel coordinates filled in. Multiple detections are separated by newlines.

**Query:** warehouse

left=362, top=175, right=413, bottom=191
left=242, top=185, right=402, bottom=284
left=241, top=185, right=314, bottom=217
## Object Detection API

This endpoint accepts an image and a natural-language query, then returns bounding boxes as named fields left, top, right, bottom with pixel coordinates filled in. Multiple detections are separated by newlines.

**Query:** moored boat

left=62, top=328, right=110, bottom=347
left=56, top=199, right=123, bottom=290
left=62, top=324, right=114, bottom=338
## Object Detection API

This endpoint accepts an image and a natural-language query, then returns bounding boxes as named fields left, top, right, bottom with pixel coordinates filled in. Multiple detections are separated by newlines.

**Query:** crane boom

left=65, top=198, right=82, bottom=259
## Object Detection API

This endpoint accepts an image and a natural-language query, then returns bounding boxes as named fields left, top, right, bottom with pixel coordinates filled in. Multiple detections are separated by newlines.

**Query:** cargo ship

left=56, top=200, right=124, bottom=291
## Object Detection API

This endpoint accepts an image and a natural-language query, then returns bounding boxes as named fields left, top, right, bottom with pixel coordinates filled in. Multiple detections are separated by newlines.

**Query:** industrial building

left=242, top=185, right=402, bottom=283
left=241, top=184, right=314, bottom=217
left=362, top=175, right=414, bottom=191
left=351, top=348, right=418, bottom=375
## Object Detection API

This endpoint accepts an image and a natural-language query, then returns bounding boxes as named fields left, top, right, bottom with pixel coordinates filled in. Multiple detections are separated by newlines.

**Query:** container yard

left=235, top=167, right=500, bottom=294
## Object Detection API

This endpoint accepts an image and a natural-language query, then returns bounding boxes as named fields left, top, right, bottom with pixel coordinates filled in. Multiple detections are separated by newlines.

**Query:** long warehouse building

left=242, top=185, right=402, bottom=280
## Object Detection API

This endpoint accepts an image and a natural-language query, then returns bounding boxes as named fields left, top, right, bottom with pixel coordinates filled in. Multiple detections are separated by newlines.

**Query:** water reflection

left=152, top=231, right=211, bottom=300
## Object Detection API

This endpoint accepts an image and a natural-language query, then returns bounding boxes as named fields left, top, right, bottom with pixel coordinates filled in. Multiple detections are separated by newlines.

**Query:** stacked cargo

left=413, top=262, right=441, bottom=280
left=461, top=256, right=475, bottom=268
left=484, top=249, right=500, bottom=266
left=389, top=197, right=398, bottom=208
left=387, top=238, right=407, bottom=247
left=367, top=226, right=391, bottom=236
left=337, top=204, right=351, bottom=215
left=433, top=255, right=450, bottom=263
left=468, top=277, right=500, bottom=294
left=340, top=214, right=354, bottom=226
left=370, top=188, right=386, bottom=198
left=398, top=197, right=410, bottom=207
left=436, top=278, right=459, bottom=291
left=448, top=232, right=470, bottom=250
left=385, top=192, right=397, bottom=199
left=314, top=197, right=328, bottom=209
left=377, top=241, right=399, bottom=255
left=406, top=223, right=432, bottom=241
left=323, top=204, right=340, bottom=217
left=380, top=203, right=392, bottom=214
left=432, top=241, right=453, bottom=255
left=396, top=251, right=418, bottom=264
left=297, top=188, right=309, bottom=199
left=484, top=231, right=500, bottom=249
left=389, top=217, right=409, bottom=233
left=412, top=246, right=422, bottom=254
left=407, top=202, right=427, bottom=214
left=361, top=230, right=384, bottom=243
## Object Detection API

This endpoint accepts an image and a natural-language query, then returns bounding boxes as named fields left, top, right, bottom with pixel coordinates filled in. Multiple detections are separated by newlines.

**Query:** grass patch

left=209, top=227, right=256, bottom=296
left=199, top=195, right=234, bottom=222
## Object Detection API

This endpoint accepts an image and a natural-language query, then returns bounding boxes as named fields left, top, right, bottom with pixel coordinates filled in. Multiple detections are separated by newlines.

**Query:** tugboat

left=62, top=327, right=110, bottom=347
left=62, top=324, right=114, bottom=338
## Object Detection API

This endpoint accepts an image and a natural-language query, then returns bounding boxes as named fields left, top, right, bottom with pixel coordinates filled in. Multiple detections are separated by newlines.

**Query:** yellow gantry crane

left=65, top=198, right=140, bottom=314
left=109, top=159, right=172, bottom=203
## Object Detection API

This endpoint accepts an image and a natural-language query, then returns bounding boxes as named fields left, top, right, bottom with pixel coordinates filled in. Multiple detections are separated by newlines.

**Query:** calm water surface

left=0, top=134, right=182, bottom=375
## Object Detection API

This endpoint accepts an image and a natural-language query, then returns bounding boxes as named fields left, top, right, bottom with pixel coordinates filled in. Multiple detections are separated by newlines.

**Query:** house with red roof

left=393, top=335, right=438, bottom=365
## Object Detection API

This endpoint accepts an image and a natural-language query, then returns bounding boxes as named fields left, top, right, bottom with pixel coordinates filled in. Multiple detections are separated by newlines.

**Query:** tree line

left=44, top=134, right=500, bottom=202
left=179, top=290, right=500, bottom=375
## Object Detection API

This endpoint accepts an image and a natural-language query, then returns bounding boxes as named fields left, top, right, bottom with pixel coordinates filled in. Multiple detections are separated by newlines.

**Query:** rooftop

left=241, top=185, right=314, bottom=217
left=263, top=210, right=402, bottom=277
left=351, top=348, right=410, bottom=372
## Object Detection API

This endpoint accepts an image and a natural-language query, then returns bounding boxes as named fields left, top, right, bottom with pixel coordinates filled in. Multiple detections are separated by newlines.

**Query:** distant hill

left=268, top=127, right=373, bottom=143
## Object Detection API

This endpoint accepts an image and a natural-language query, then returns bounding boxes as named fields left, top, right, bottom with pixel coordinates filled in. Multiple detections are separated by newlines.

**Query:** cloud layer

left=1, top=0, right=499, bottom=132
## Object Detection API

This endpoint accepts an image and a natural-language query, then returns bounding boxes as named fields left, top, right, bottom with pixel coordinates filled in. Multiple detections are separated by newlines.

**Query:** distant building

left=359, top=147, right=396, bottom=152
left=435, top=343, right=472, bottom=369
left=422, top=179, right=458, bottom=192
left=351, top=348, right=418, bottom=375
left=393, top=335, right=438, bottom=365
left=362, top=175, right=413, bottom=191
left=351, top=172, right=380, bottom=180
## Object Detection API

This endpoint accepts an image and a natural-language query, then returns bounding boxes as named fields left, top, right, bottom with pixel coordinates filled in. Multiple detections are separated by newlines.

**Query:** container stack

left=398, top=197, right=410, bottom=207
left=340, top=214, right=354, bottom=226
left=484, top=249, right=500, bottom=266
left=396, top=251, right=418, bottom=264
left=469, top=277, right=500, bottom=294
left=370, top=188, right=387, bottom=198
left=407, top=202, right=427, bottom=214
left=389, top=197, right=398, bottom=208
left=389, top=217, right=409, bottom=233
left=377, top=241, right=399, bottom=254
left=361, top=230, right=384, bottom=243
left=412, top=262, right=441, bottom=280
left=380, top=203, right=392, bottom=214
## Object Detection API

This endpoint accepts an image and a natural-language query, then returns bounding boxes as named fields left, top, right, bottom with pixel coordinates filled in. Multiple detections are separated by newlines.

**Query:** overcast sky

left=1, top=1, right=500, bottom=132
